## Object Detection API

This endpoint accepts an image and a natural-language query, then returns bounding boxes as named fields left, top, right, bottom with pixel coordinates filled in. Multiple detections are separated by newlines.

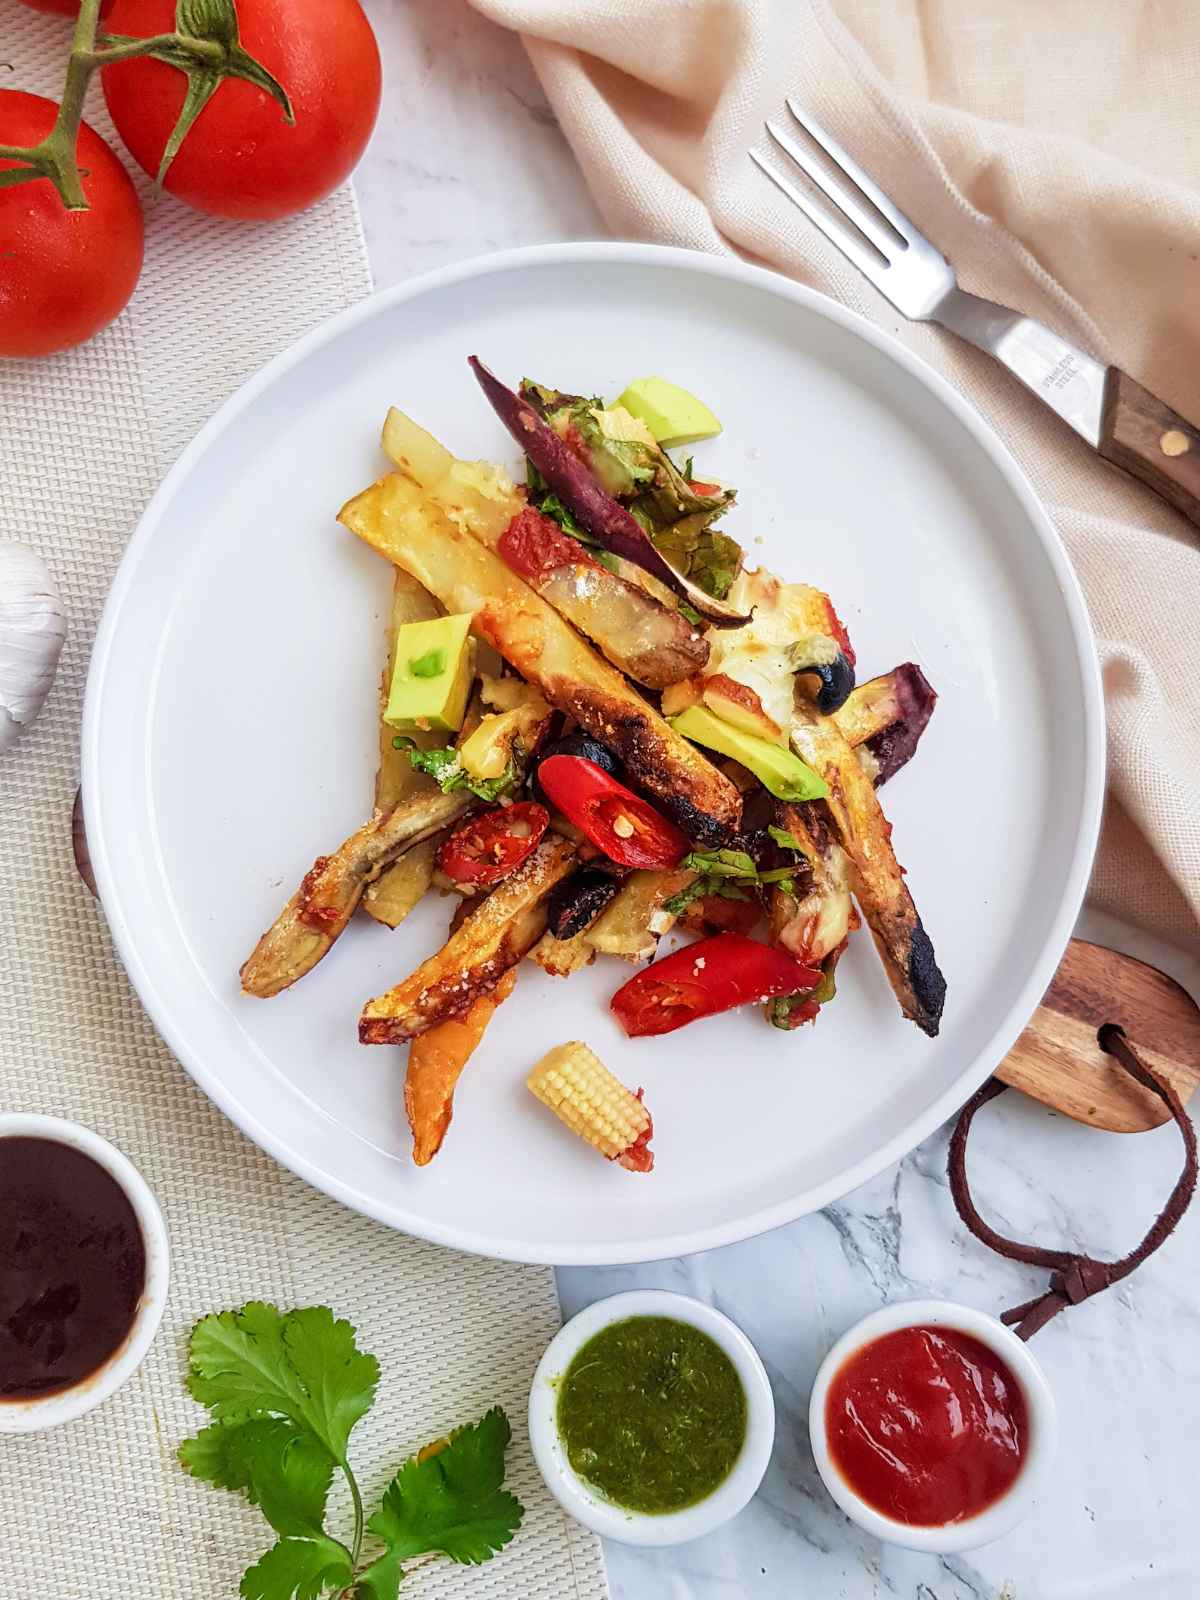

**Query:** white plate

left=82, top=243, right=1104, bottom=1265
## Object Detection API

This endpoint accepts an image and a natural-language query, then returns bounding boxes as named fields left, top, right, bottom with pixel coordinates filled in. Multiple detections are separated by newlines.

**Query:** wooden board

left=996, top=938, right=1200, bottom=1132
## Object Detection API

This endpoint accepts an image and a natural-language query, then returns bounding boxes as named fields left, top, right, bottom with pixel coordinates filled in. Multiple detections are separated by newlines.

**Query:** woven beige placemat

left=0, top=15, right=607, bottom=1599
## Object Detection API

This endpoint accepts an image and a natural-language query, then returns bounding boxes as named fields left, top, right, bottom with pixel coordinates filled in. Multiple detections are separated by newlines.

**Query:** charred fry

left=790, top=704, right=945, bottom=1036
left=359, top=833, right=577, bottom=1043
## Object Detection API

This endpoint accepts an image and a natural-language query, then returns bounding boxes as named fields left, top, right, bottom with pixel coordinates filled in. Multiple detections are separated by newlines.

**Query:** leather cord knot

left=948, top=1024, right=1197, bottom=1340
left=1054, top=1258, right=1113, bottom=1304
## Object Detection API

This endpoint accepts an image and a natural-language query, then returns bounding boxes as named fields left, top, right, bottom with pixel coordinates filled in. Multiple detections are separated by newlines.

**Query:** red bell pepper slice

left=436, top=801, right=548, bottom=888
left=611, top=932, right=821, bottom=1037
left=536, top=754, right=688, bottom=870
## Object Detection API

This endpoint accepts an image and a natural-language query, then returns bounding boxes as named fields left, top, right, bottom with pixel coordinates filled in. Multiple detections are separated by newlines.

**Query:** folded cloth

left=470, top=0, right=1200, bottom=947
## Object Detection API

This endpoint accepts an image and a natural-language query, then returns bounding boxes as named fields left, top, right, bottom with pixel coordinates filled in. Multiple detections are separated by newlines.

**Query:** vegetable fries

left=407, top=968, right=518, bottom=1165
left=240, top=364, right=946, bottom=1169
left=358, top=834, right=576, bottom=1044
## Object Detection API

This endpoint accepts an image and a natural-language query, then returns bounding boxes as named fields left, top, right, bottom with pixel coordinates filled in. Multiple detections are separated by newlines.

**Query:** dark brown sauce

left=0, top=1137, right=146, bottom=1400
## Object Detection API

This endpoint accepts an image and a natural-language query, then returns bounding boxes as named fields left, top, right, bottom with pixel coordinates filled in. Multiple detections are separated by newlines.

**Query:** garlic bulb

left=0, top=544, right=67, bottom=754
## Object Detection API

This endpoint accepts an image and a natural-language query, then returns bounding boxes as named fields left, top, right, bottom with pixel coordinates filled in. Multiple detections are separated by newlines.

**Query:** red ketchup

left=825, top=1325, right=1027, bottom=1526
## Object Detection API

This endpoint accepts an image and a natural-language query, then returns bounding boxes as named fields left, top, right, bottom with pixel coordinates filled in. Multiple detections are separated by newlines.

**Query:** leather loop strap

left=948, top=1024, right=1197, bottom=1340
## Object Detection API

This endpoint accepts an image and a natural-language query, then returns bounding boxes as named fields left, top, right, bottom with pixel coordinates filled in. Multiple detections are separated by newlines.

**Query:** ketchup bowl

left=809, top=1299, right=1057, bottom=1553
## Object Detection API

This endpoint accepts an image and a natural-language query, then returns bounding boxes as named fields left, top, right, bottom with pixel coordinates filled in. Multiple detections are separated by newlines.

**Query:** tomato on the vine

left=101, top=0, right=382, bottom=221
left=0, top=91, right=143, bottom=359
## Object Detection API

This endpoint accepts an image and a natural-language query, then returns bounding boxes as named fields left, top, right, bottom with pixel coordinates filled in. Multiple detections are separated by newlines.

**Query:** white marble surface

left=356, top=5, right=1200, bottom=1596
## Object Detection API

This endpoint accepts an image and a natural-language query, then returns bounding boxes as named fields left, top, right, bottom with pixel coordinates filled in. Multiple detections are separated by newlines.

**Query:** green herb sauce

left=557, top=1316, right=747, bottom=1514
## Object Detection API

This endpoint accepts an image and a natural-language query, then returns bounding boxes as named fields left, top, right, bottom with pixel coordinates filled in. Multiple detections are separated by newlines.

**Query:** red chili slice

left=536, top=754, right=688, bottom=870
left=436, top=801, right=549, bottom=889
left=611, top=932, right=820, bottom=1037
left=499, top=507, right=597, bottom=584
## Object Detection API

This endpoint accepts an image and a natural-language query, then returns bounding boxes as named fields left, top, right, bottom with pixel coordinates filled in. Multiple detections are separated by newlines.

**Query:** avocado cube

left=384, top=612, right=475, bottom=733
left=670, top=704, right=827, bottom=802
left=617, top=376, right=722, bottom=449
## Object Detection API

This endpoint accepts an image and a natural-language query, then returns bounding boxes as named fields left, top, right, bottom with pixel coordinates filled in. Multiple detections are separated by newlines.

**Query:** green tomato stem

left=14, top=0, right=105, bottom=209
left=0, top=0, right=280, bottom=212
left=85, top=33, right=223, bottom=68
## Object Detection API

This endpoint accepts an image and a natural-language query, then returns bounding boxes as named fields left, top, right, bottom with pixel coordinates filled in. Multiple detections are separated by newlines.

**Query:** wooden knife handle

left=1099, top=368, right=1200, bottom=526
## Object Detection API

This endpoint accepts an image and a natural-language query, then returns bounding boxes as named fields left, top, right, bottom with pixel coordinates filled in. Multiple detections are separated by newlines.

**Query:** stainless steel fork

left=751, top=99, right=1200, bottom=530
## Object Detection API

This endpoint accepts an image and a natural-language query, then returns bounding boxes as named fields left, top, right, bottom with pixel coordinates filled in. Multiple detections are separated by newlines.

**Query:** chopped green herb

left=408, top=649, right=445, bottom=679
left=681, top=848, right=758, bottom=879
left=678, top=602, right=703, bottom=626
left=395, top=741, right=520, bottom=803
left=650, top=518, right=742, bottom=599
left=672, top=848, right=797, bottom=909
left=767, top=825, right=805, bottom=853
left=682, top=455, right=695, bottom=482
left=769, top=955, right=840, bottom=1031
left=663, top=878, right=751, bottom=917
left=179, top=1303, right=523, bottom=1600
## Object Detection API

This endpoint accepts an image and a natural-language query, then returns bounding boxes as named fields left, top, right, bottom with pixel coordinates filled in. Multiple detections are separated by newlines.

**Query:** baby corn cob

left=526, top=1042, right=654, bottom=1172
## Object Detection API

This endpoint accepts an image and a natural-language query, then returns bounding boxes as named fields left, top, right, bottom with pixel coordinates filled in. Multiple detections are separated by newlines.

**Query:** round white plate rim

left=81, top=240, right=1105, bottom=1264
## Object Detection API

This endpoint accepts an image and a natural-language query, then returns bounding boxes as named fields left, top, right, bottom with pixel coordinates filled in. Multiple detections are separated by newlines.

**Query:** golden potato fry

left=362, top=837, right=438, bottom=930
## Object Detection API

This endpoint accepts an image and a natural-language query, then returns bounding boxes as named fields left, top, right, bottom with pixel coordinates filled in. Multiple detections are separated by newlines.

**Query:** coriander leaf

left=186, top=1303, right=308, bottom=1426
left=350, top=1546, right=405, bottom=1600
left=181, top=1419, right=334, bottom=1538
left=282, top=1306, right=380, bottom=1465
left=682, top=455, right=695, bottom=481
left=367, top=1408, right=523, bottom=1568
left=767, top=824, right=804, bottom=853
left=186, top=1303, right=378, bottom=1465
left=239, top=1534, right=353, bottom=1600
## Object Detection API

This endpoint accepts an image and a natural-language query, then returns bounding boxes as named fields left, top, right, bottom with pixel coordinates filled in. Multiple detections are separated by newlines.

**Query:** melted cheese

left=701, top=568, right=838, bottom=743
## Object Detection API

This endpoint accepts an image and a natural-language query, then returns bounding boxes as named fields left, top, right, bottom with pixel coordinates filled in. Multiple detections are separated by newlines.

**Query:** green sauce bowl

left=529, top=1290, right=775, bottom=1546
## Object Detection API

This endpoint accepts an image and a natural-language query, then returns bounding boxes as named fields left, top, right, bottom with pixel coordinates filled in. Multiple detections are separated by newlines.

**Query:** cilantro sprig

left=179, top=1304, right=523, bottom=1600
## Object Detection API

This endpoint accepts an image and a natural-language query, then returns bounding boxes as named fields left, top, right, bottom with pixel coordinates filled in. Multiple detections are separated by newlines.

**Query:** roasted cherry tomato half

left=436, top=802, right=548, bottom=889
left=499, top=506, right=595, bottom=584
left=611, top=932, right=820, bottom=1037
left=536, top=754, right=687, bottom=870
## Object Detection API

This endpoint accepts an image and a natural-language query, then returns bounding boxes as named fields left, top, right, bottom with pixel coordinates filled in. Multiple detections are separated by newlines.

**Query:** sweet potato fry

left=405, top=967, right=517, bottom=1166
left=359, top=833, right=577, bottom=1044
left=832, top=664, right=937, bottom=786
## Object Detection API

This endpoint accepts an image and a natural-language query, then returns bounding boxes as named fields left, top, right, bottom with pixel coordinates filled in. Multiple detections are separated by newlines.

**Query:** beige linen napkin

left=470, top=0, right=1200, bottom=948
